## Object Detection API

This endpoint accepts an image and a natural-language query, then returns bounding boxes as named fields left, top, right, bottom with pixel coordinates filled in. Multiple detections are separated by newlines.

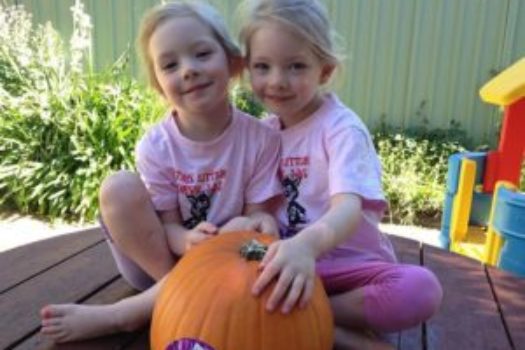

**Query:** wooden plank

left=0, top=242, right=119, bottom=350
left=14, top=278, right=144, bottom=350
left=423, top=245, right=512, bottom=350
left=487, top=266, right=525, bottom=350
left=0, top=227, right=104, bottom=293
left=18, top=326, right=146, bottom=350
left=389, top=235, right=424, bottom=350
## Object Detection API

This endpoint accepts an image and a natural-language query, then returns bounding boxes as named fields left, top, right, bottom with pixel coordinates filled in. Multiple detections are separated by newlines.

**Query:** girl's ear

left=320, top=64, right=336, bottom=84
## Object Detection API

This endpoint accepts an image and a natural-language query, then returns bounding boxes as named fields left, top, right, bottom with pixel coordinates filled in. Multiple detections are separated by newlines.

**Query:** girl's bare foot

left=40, top=303, right=144, bottom=343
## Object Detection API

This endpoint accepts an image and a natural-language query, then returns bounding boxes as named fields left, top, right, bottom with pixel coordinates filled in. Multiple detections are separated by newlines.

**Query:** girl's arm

left=294, top=193, right=362, bottom=257
left=253, top=193, right=362, bottom=313
left=159, top=209, right=218, bottom=256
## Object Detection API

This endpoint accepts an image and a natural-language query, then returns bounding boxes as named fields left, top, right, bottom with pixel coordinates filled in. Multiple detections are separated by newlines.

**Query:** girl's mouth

left=184, top=82, right=212, bottom=94
left=266, top=95, right=293, bottom=102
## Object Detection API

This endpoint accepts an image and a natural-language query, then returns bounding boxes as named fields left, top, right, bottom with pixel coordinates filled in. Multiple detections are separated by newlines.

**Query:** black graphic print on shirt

left=183, top=192, right=213, bottom=229
left=172, top=168, right=226, bottom=229
left=280, top=155, right=310, bottom=238
left=282, top=176, right=307, bottom=238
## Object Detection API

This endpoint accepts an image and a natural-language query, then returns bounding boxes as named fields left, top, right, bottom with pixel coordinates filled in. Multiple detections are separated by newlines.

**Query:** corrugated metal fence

left=11, top=0, right=525, bottom=144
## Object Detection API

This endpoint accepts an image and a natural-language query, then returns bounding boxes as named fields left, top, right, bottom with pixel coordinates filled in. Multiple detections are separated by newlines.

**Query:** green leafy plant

left=0, top=1, right=163, bottom=222
left=230, top=84, right=265, bottom=118
left=374, top=126, right=469, bottom=225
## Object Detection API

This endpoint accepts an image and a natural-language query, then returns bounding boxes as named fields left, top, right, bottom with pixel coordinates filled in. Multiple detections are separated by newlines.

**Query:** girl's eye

left=196, top=50, right=212, bottom=59
left=290, top=63, right=307, bottom=71
left=162, top=62, right=178, bottom=71
left=252, top=62, right=269, bottom=71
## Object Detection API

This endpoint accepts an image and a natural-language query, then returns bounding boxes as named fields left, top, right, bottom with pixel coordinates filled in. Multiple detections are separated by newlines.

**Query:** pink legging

left=317, top=259, right=443, bottom=333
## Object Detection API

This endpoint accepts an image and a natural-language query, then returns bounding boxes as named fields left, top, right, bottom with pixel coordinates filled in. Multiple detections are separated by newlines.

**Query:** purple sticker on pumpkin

left=166, top=338, right=215, bottom=350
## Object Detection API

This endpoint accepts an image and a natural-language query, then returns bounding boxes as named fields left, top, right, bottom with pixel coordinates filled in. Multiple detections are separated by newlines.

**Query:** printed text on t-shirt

left=172, top=169, right=227, bottom=195
left=280, top=156, right=309, bottom=180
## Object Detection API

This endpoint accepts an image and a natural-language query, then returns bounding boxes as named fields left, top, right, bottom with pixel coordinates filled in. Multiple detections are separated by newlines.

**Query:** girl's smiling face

left=149, top=16, right=232, bottom=117
left=247, top=21, right=334, bottom=127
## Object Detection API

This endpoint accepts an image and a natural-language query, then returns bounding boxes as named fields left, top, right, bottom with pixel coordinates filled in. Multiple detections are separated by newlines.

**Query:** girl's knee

left=365, top=266, right=442, bottom=332
left=390, top=267, right=442, bottom=328
left=99, top=171, right=149, bottom=212
left=410, top=267, right=443, bottom=316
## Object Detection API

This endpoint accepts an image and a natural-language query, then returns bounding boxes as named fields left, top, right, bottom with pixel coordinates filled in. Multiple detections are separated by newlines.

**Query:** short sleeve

left=135, top=135, right=178, bottom=211
left=244, top=131, right=282, bottom=204
left=326, top=124, right=386, bottom=208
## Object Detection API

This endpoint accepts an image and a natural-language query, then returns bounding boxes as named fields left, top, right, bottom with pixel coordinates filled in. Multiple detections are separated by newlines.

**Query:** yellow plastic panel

left=483, top=181, right=517, bottom=265
left=480, top=57, right=525, bottom=106
left=450, top=159, right=476, bottom=244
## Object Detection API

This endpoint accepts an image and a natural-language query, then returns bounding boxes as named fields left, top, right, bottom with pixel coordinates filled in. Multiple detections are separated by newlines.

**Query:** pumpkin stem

left=239, top=239, right=268, bottom=261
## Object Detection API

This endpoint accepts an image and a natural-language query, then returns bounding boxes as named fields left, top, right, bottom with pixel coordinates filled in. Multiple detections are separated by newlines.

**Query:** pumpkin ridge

left=157, top=250, right=227, bottom=345
left=195, top=278, right=224, bottom=346
left=152, top=266, right=193, bottom=345
left=229, top=257, right=261, bottom=349
left=221, top=268, right=237, bottom=350
left=154, top=272, right=204, bottom=344
left=195, top=259, right=243, bottom=347
left=177, top=259, right=228, bottom=345
left=312, top=280, right=334, bottom=348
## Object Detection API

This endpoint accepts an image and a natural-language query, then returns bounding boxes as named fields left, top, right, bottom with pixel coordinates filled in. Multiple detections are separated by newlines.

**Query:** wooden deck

left=1, top=227, right=525, bottom=349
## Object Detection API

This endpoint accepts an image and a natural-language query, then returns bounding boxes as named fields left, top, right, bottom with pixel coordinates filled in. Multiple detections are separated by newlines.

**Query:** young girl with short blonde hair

left=241, top=1, right=443, bottom=348
left=40, top=1, right=282, bottom=342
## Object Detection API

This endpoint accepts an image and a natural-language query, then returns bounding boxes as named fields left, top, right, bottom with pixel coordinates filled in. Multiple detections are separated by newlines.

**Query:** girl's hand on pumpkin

left=184, top=221, right=218, bottom=252
left=219, top=213, right=277, bottom=236
left=252, top=238, right=316, bottom=314
left=218, top=216, right=258, bottom=233
left=243, top=201, right=280, bottom=236
left=248, top=212, right=279, bottom=236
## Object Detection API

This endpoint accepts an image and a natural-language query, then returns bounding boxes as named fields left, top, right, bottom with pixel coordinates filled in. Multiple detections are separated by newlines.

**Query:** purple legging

left=99, top=217, right=156, bottom=291
left=317, top=259, right=443, bottom=332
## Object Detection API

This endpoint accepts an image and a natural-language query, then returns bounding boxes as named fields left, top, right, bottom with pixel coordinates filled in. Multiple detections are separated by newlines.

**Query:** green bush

left=0, top=2, right=163, bottom=222
left=230, top=84, right=265, bottom=118
left=374, top=125, right=469, bottom=225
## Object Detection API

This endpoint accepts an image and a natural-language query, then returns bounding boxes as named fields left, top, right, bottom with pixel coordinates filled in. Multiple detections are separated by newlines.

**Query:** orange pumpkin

left=151, top=231, right=334, bottom=350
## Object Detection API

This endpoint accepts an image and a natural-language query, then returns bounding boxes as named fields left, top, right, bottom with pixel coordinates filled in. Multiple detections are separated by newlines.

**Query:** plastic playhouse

left=440, top=57, right=525, bottom=276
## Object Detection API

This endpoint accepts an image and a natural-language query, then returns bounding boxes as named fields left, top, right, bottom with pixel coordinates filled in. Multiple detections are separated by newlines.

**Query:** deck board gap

left=485, top=265, right=516, bottom=350
left=421, top=245, right=427, bottom=350
left=422, top=322, right=427, bottom=350
left=0, top=239, right=105, bottom=295
left=76, top=275, right=122, bottom=304
left=5, top=326, right=40, bottom=350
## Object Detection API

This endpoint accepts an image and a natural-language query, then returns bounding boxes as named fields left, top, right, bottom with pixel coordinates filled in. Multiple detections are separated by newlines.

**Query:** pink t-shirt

left=136, top=107, right=282, bottom=229
left=264, top=94, right=396, bottom=263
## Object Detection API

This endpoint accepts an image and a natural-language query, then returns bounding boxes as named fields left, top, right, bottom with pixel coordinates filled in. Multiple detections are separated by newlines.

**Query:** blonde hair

left=137, top=0, right=242, bottom=93
left=239, top=0, right=340, bottom=66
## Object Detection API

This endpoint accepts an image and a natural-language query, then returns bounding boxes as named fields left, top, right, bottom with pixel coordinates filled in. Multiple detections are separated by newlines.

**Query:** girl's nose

left=269, top=70, right=287, bottom=89
left=181, top=60, right=199, bottom=80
